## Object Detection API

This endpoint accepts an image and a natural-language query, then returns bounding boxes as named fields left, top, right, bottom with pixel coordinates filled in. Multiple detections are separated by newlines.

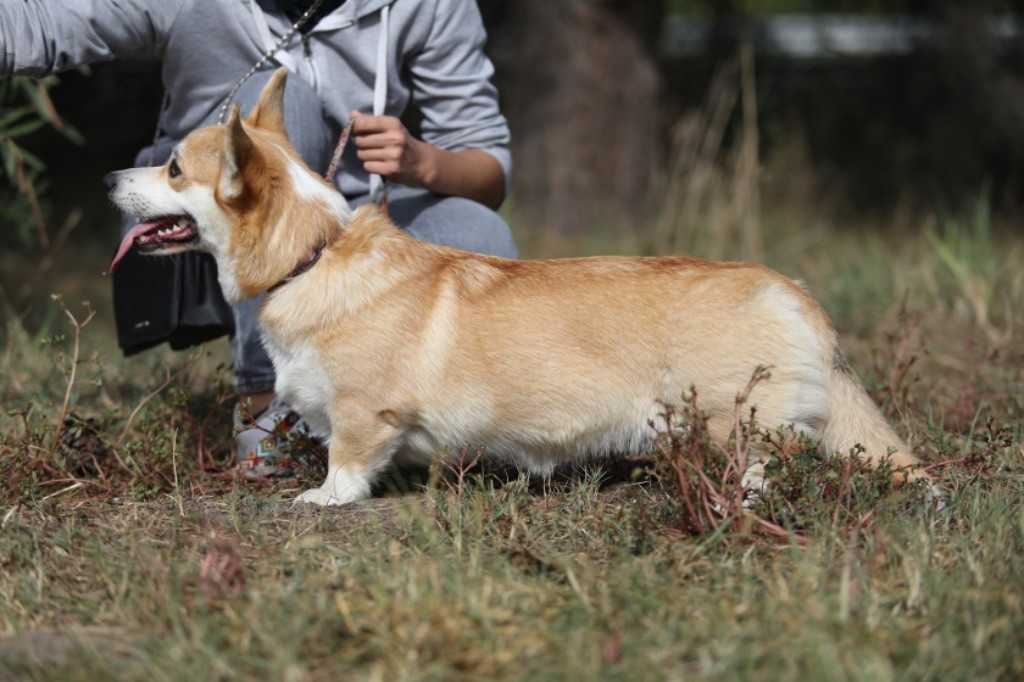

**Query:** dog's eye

left=168, top=159, right=182, bottom=179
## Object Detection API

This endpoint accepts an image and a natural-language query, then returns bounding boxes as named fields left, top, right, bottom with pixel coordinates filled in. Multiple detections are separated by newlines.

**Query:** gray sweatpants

left=125, top=71, right=519, bottom=394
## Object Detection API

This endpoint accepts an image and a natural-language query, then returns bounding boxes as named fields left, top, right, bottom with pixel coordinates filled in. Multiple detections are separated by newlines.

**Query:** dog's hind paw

left=924, top=479, right=946, bottom=512
left=741, top=460, right=769, bottom=509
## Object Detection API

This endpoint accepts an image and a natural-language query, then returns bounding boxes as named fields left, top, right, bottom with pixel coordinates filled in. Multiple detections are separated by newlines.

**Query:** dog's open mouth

left=109, top=215, right=198, bottom=272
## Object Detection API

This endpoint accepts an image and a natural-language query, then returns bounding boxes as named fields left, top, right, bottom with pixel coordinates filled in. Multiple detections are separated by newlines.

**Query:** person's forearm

left=411, top=143, right=505, bottom=210
left=0, top=1, right=176, bottom=76
left=350, top=112, right=507, bottom=209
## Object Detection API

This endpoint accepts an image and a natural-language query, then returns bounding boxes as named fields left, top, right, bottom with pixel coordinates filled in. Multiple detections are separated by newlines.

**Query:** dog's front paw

left=293, top=487, right=348, bottom=507
left=293, top=467, right=371, bottom=507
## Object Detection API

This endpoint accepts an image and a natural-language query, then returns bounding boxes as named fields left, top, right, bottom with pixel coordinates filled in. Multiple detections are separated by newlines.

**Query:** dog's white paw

left=292, top=467, right=370, bottom=507
left=923, top=478, right=946, bottom=512
left=741, top=461, right=769, bottom=509
left=904, top=468, right=946, bottom=512
left=293, top=487, right=348, bottom=507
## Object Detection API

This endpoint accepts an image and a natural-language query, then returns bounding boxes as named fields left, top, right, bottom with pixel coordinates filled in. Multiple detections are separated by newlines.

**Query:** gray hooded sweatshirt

left=0, top=0, right=511, bottom=198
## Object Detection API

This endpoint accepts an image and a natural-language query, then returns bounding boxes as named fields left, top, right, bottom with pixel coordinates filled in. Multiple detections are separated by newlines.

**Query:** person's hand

left=348, top=110, right=505, bottom=208
left=350, top=110, right=435, bottom=187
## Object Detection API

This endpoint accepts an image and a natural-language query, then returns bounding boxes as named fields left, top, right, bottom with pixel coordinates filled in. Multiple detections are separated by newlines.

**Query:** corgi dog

left=106, top=69, right=925, bottom=506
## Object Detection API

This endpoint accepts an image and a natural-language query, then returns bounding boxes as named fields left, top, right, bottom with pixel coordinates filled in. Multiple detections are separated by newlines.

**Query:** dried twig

left=114, top=366, right=183, bottom=451
left=49, top=297, right=95, bottom=453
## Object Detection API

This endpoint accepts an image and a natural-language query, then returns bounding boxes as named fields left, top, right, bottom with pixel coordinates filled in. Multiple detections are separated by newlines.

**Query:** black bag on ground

left=113, top=249, right=234, bottom=356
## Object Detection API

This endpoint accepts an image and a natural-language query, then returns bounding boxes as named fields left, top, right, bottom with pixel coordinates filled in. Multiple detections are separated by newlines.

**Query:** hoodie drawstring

left=249, top=1, right=299, bottom=73
left=248, top=1, right=390, bottom=202
left=368, top=4, right=389, bottom=203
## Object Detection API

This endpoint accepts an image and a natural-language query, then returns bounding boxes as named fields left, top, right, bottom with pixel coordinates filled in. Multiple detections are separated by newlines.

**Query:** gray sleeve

left=0, top=0, right=185, bottom=76
left=407, top=0, right=512, bottom=189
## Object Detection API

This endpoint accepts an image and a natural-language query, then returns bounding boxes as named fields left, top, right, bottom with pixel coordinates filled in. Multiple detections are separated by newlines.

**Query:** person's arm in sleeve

left=351, top=0, right=511, bottom=209
left=0, top=0, right=184, bottom=76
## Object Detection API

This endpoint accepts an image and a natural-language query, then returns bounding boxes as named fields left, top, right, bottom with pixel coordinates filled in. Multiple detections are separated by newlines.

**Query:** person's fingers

left=362, top=160, right=399, bottom=176
left=356, top=147, right=402, bottom=162
left=353, top=132, right=404, bottom=149
left=351, top=113, right=400, bottom=135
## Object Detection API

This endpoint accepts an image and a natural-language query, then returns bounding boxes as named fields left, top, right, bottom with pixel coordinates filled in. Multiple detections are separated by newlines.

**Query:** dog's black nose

left=103, top=172, right=118, bottom=190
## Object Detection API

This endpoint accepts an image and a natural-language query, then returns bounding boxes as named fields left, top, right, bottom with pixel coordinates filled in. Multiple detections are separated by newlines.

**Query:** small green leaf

left=17, top=146, right=46, bottom=173
left=59, top=122, right=85, bottom=146
left=0, top=107, right=35, bottom=129
left=4, top=119, right=47, bottom=139
left=22, top=82, right=54, bottom=125
left=1, top=140, right=17, bottom=179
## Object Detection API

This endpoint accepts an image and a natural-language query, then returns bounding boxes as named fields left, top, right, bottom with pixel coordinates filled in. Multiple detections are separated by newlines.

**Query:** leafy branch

left=0, top=73, right=85, bottom=250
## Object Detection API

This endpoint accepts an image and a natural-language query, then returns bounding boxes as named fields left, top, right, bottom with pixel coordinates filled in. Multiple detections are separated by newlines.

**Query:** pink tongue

left=109, top=221, right=163, bottom=273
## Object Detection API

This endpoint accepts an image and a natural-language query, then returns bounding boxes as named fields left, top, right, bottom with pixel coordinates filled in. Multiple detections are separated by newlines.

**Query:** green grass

left=1, top=201, right=1023, bottom=679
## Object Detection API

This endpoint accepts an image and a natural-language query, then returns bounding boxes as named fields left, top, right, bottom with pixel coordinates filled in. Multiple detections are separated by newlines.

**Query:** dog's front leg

left=294, top=404, right=397, bottom=507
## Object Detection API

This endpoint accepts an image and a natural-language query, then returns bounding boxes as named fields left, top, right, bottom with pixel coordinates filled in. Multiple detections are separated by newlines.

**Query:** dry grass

left=650, top=43, right=763, bottom=262
left=2, top=174, right=1023, bottom=679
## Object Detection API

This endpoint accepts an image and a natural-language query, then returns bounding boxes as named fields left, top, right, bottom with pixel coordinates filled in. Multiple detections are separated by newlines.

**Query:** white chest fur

left=261, top=330, right=333, bottom=437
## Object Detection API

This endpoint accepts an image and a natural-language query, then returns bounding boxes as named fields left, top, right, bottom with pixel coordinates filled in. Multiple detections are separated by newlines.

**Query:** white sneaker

left=233, top=398, right=314, bottom=479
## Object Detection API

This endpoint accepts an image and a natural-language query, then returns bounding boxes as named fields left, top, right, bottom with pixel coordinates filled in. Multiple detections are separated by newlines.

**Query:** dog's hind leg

left=294, top=403, right=398, bottom=507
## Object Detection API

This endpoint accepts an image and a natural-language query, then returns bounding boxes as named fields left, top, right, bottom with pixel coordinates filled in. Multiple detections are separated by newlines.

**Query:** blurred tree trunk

left=504, top=0, right=664, bottom=236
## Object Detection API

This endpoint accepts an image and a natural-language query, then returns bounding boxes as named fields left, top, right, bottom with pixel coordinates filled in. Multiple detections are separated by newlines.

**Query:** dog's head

left=106, top=68, right=350, bottom=303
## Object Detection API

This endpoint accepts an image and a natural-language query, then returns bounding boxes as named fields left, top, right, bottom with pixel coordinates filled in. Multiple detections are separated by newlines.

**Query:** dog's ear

left=245, top=67, right=288, bottom=135
left=219, top=103, right=255, bottom=202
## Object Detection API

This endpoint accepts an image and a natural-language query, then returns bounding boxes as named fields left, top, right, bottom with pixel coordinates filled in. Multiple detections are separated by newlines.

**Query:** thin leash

left=324, top=121, right=389, bottom=215
left=151, top=0, right=326, bottom=164
left=216, top=0, right=327, bottom=125
left=324, top=121, right=352, bottom=185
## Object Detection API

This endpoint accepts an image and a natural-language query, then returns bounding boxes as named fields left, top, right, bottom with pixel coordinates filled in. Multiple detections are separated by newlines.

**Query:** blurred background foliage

left=667, top=0, right=1024, bottom=16
left=0, top=73, right=84, bottom=251
left=2, top=0, right=1024, bottom=329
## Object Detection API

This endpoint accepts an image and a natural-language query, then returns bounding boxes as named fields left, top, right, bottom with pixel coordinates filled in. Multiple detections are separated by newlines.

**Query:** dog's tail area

left=820, top=346, right=924, bottom=483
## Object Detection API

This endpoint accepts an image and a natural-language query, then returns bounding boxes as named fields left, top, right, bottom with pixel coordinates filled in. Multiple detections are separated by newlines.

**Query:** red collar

left=268, top=243, right=325, bottom=293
